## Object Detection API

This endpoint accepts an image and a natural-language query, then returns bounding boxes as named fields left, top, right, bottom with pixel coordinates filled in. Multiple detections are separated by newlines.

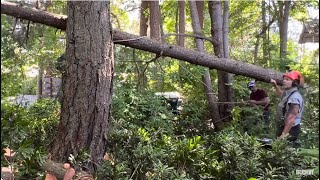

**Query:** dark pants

left=263, top=110, right=271, bottom=124
left=276, top=124, right=301, bottom=146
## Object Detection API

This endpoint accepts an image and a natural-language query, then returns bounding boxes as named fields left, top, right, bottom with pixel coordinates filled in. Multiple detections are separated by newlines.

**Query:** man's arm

left=279, top=103, right=300, bottom=138
left=270, top=79, right=283, bottom=97
left=248, top=97, right=270, bottom=106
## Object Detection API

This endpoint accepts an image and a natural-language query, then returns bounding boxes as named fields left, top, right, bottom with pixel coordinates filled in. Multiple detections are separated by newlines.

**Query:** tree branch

left=162, top=33, right=216, bottom=44
left=1, top=1, right=284, bottom=85
left=142, top=54, right=161, bottom=76
left=1, top=1, right=67, bottom=30
left=257, top=17, right=276, bottom=38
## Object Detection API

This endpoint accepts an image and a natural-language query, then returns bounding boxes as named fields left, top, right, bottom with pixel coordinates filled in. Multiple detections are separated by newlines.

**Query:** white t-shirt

left=286, top=91, right=304, bottom=126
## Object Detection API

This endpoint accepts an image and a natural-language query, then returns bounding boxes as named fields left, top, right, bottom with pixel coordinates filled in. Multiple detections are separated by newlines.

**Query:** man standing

left=247, top=80, right=271, bottom=124
left=270, top=71, right=304, bottom=147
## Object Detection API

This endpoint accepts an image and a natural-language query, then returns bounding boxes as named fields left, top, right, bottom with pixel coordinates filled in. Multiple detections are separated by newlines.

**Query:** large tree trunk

left=208, top=1, right=231, bottom=122
left=1, top=1, right=284, bottom=84
left=189, top=0, right=222, bottom=130
left=222, top=0, right=234, bottom=121
left=49, top=1, right=114, bottom=173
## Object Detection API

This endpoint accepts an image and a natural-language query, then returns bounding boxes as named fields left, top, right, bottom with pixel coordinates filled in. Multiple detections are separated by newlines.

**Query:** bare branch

left=142, top=54, right=162, bottom=76
left=162, top=33, right=216, bottom=44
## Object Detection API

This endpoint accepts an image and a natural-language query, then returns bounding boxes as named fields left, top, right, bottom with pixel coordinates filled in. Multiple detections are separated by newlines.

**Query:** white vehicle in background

left=155, top=91, right=183, bottom=114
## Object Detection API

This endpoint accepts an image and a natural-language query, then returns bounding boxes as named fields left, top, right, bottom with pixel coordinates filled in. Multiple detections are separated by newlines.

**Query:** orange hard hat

left=283, top=71, right=301, bottom=80
left=283, top=71, right=304, bottom=87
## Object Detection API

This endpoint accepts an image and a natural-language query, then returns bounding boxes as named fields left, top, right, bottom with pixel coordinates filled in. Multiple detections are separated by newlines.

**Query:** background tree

left=177, top=0, right=186, bottom=87
left=222, top=0, right=235, bottom=116
left=189, top=0, right=221, bottom=130
left=272, top=0, right=292, bottom=72
left=208, top=0, right=233, bottom=123
left=136, top=0, right=149, bottom=91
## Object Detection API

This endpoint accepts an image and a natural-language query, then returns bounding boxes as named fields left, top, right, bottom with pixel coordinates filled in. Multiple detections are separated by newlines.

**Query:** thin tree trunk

left=253, top=2, right=262, bottom=64
left=150, top=1, right=161, bottom=41
left=178, top=1, right=185, bottom=49
left=253, top=37, right=260, bottom=64
left=149, top=0, right=163, bottom=91
left=175, top=4, right=179, bottom=45
left=37, top=65, right=43, bottom=99
left=222, top=0, right=234, bottom=120
left=273, top=0, right=291, bottom=71
left=140, top=1, right=149, bottom=37
left=262, top=0, right=268, bottom=65
left=256, top=1, right=276, bottom=67
left=279, top=1, right=291, bottom=71
left=189, top=0, right=222, bottom=130
left=49, top=1, right=114, bottom=173
left=137, top=0, right=149, bottom=91
left=208, top=1, right=231, bottom=123
left=177, top=1, right=186, bottom=87
left=196, top=1, right=204, bottom=29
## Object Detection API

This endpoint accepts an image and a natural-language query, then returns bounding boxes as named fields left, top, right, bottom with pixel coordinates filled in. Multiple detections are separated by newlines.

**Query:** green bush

left=1, top=98, right=60, bottom=178
left=97, top=86, right=319, bottom=180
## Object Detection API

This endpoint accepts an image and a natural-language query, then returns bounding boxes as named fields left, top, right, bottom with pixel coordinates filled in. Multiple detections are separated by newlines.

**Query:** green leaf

left=298, top=148, right=319, bottom=158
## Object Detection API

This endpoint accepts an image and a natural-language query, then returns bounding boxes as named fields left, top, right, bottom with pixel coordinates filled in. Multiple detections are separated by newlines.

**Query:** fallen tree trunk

left=1, top=1, right=283, bottom=84
left=42, top=160, right=67, bottom=179
left=42, top=160, right=93, bottom=180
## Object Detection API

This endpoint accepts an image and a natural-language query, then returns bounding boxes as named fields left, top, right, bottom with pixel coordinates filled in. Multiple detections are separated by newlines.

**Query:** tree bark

left=177, top=1, right=186, bottom=48
left=139, top=1, right=149, bottom=37
left=262, top=0, right=268, bottom=65
left=1, top=1, right=67, bottom=29
left=273, top=0, right=291, bottom=71
left=37, top=65, right=43, bottom=99
left=196, top=1, right=204, bottom=29
left=42, top=160, right=93, bottom=180
left=222, top=0, right=234, bottom=121
left=253, top=37, right=260, bottom=64
left=49, top=1, right=114, bottom=173
left=137, top=0, right=149, bottom=91
left=177, top=1, right=186, bottom=87
left=255, top=3, right=276, bottom=66
left=1, top=1, right=284, bottom=84
left=189, top=0, right=222, bottom=130
left=149, top=0, right=163, bottom=91
left=279, top=1, right=291, bottom=72
left=113, top=31, right=283, bottom=83
left=150, top=0, right=161, bottom=41
left=208, top=1, right=231, bottom=122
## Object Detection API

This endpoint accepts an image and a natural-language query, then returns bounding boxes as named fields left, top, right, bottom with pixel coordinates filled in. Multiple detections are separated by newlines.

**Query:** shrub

left=1, top=98, right=60, bottom=178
